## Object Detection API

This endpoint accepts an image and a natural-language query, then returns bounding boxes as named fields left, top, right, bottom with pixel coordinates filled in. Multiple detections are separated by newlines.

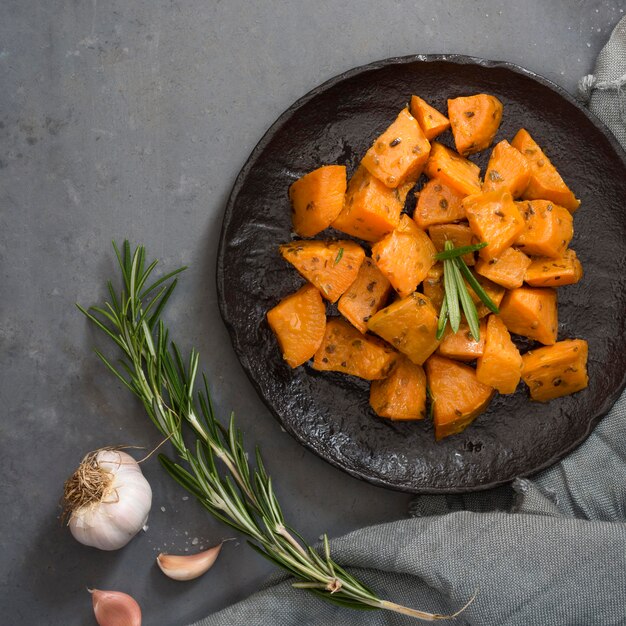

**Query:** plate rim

left=216, top=53, right=626, bottom=494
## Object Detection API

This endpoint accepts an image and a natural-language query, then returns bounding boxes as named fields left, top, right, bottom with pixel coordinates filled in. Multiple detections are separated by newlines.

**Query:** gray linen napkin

left=195, top=18, right=626, bottom=626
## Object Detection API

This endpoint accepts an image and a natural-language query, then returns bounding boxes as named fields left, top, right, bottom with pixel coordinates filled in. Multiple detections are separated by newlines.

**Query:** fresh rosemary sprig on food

left=78, top=241, right=471, bottom=621
left=435, top=241, right=498, bottom=341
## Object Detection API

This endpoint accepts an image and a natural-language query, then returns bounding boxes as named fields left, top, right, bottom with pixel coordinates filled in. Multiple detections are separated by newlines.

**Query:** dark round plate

left=217, top=55, right=626, bottom=493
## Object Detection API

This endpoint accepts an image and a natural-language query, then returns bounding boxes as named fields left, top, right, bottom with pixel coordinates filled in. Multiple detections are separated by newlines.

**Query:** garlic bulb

left=90, top=589, right=142, bottom=626
left=63, top=449, right=152, bottom=551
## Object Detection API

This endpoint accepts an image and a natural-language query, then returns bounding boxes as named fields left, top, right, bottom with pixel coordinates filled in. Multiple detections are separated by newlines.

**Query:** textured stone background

left=0, top=1, right=622, bottom=624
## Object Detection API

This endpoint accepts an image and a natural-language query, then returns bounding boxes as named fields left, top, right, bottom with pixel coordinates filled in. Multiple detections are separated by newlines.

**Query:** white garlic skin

left=69, top=450, right=152, bottom=551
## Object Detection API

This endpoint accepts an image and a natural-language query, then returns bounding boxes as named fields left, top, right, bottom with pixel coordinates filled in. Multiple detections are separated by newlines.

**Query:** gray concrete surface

left=0, top=1, right=622, bottom=624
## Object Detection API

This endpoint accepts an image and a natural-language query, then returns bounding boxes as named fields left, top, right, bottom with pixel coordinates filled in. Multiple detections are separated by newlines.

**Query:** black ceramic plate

left=217, top=55, right=626, bottom=493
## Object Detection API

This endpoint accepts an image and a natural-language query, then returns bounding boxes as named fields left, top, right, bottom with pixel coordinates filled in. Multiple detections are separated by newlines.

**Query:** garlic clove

left=156, top=542, right=224, bottom=581
left=90, top=589, right=142, bottom=626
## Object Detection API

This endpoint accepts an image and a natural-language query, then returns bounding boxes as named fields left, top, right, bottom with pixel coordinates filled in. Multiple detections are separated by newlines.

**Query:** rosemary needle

left=78, top=241, right=469, bottom=622
left=454, top=256, right=499, bottom=314
left=434, top=242, right=487, bottom=261
left=443, top=241, right=461, bottom=333
left=451, top=259, right=481, bottom=341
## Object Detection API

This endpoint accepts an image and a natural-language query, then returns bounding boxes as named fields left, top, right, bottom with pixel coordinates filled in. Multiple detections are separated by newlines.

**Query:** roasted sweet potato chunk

left=437, top=320, right=486, bottom=361
left=475, top=246, right=532, bottom=289
left=289, top=165, right=347, bottom=237
left=361, top=108, right=431, bottom=188
left=424, top=142, right=482, bottom=196
left=337, top=258, right=392, bottom=333
left=499, top=287, right=558, bottom=345
left=515, top=200, right=573, bottom=258
left=312, top=318, right=396, bottom=380
left=371, top=215, right=437, bottom=298
left=370, top=356, right=427, bottom=420
left=279, top=240, right=364, bottom=303
left=422, top=263, right=444, bottom=311
left=428, top=223, right=477, bottom=266
left=332, top=166, right=403, bottom=242
left=426, top=354, right=494, bottom=440
left=521, top=339, right=589, bottom=401
left=463, top=190, right=525, bottom=261
left=476, top=315, right=523, bottom=394
left=482, top=140, right=531, bottom=198
left=414, top=178, right=466, bottom=228
left=367, top=293, right=440, bottom=365
left=511, top=129, right=580, bottom=212
left=409, top=95, right=451, bottom=140
left=448, top=94, right=503, bottom=156
left=267, top=284, right=327, bottom=368
left=464, top=273, right=506, bottom=319
left=524, top=250, right=583, bottom=287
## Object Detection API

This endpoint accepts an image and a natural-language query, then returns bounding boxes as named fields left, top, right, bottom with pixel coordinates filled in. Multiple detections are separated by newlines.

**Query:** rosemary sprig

left=78, top=241, right=471, bottom=621
left=436, top=241, right=498, bottom=341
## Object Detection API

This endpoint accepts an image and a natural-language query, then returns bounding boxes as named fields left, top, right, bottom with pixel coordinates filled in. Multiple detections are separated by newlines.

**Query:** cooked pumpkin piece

left=524, top=249, right=583, bottom=287
left=422, top=263, right=445, bottom=311
left=476, top=315, right=523, bottom=394
left=367, top=293, right=440, bottom=365
left=332, top=166, right=403, bottom=242
left=482, top=140, right=531, bottom=198
left=312, top=318, right=396, bottom=380
left=464, top=273, right=506, bottom=318
left=515, top=200, right=573, bottom=258
left=371, top=215, right=437, bottom=298
left=499, top=287, right=558, bottom=345
left=370, top=356, right=427, bottom=420
left=521, top=339, right=589, bottom=401
left=437, top=320, right=487, bottom=361
left=462, top=190, right=525, bottom=261
left=289, top=165, right=347, bottom=237
left=414, top=178, right=466, bottom=228
left=447, top=94, right=503, bottom=156
left=424, top=142, right=482, bottom=196
left=279, top=240, right=364, bottom=303
left=511, top=128, right=580, bottom=212
left=337, top=258, right=392, bottom=334
left=409, top=95, right=451, bottom=140
left=475, top=246, right=532, bottom=289
left=428, top=223, right=477, bottom=266
left=361, top=108, right=431, bottom=188
left=267, top=284, right=327, bottom=368
left=426, top=354, right=494, bottom=440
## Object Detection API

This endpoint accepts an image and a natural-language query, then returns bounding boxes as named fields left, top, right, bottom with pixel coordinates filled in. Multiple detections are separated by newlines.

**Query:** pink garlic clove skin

left=90, top=589, right=142, bottom=626
left=156, top=543, right=223, bottom=581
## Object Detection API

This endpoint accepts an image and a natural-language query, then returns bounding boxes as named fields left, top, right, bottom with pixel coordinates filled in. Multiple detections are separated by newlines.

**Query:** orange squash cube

left=367, top=293, right=440, bottom=365
left=511, top=129, right=580, bottom=212
left=448, top=94, right=503, bottom=156
left=425, top=355, right=494, bottom=440
left=279, top=240, right=365, bottom=303
left=424, top=142, right=482, bottom=196
left=515, top=200, right=573, bottom=258
left=482, top=140, right=531, bottom=198
left=267, top=284, right=327, bottom=368
left=521, top=339, right=589, bottom=402
left=476, top=315, right=523, bottom=394
left=414, top=178, right=466, bottom=228
left=475, top=247, right=532, bottom=289
left=499, top=287, right=558, bottom=345
left=337, top=258, right=392, bottom=333
left=312, top=318, right=396, bottom=380
left=428, top=223, right=477, bottom=266
left=464, top=273, right=506, bottom=318
left=371, top=215, right=437, bottom=298
left=289, top=165, right=347, bottom=237
left=332, top=166, right=403, bottom=242
left=370, top=356, right=427, bottom=420
left=422, top=263, right=445, bottom=311
left=361, top=108, right=431, bottom=188
left=437, top=320, right=487, bottom=361
left=462, top=190, right=525, bottom=261
left=524, top=249, right=583, bottom=287
left=409, top=95, right=451, bottom=140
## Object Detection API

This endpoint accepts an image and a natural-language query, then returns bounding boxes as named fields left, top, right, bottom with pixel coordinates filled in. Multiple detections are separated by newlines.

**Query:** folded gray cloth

left=195, top=19, right=626, bottom=626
